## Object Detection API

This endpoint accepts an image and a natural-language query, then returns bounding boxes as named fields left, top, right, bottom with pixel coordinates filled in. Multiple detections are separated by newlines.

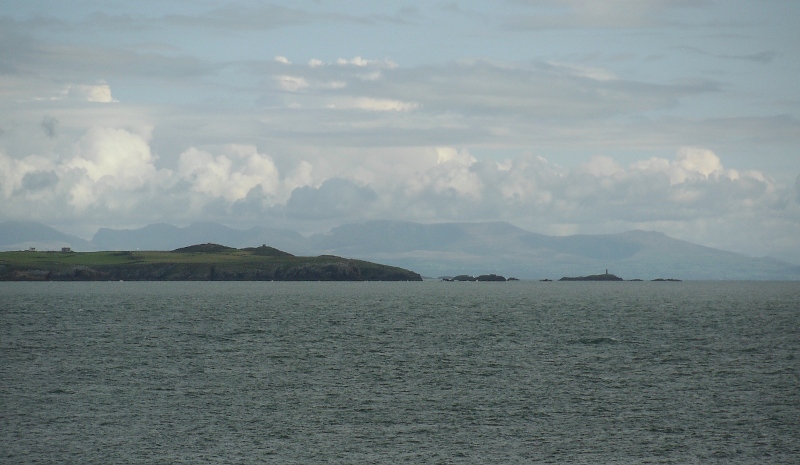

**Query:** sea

left=1, top=281, right=798, bottom=464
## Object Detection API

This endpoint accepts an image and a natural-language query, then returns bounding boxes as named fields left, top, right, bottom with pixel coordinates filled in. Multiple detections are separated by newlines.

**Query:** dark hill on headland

left=173, top=243, right=238, bottom=254
left=559, top=272, right=624, bottom=281
left=0, top=244, right=421, bottom=281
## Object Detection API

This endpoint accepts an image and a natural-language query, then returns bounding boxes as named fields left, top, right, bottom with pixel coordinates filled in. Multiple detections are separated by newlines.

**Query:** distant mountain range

left=2, top=220, right=798, bottom=280
left=0, top=221, right=91, bottom=251
left=91, top=222, right=307, bottom=254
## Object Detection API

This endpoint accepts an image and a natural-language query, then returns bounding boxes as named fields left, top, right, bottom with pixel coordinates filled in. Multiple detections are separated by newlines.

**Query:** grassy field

left=0, top=250, right=262, bottom=267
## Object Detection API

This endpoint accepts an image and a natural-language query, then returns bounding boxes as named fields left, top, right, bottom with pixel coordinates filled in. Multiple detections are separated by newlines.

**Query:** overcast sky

left=1, top=0, right=799, bottom=261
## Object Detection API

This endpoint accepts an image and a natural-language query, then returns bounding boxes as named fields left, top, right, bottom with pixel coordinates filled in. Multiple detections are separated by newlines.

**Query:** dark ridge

left=559, top=273, right=624, bottom=281
left=240, top=244, right=294, bottom=257
left=172, top=243, right=236, bottom=253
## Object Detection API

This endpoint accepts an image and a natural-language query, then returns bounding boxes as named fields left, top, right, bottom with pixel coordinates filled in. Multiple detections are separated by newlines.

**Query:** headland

left=0, top=244, right=422, bottom=281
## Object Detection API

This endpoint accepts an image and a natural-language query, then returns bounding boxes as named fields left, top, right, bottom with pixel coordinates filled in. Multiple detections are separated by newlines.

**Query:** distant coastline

left=0, top=245, right=686, bottom=283
left=559, top=272, right=624, bottom=282
left=438, top=272, right=682, bottom=282
left=441, top=274, right=509, bottom=282
left=557, top=271, right=681, bottom=282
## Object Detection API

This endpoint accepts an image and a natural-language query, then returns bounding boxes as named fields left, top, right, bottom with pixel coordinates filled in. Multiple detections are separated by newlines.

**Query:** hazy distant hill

left=2, top=220, right=798, bottom=280
left=0, top=221, right=90, bottom=252
left=91, top=222, right=306, bottom=252
left=308, top=221, right=800, bottom=280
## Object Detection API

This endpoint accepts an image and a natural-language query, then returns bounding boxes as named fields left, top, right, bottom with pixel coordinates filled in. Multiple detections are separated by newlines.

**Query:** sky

left=1, top=0, right=799, bottom=262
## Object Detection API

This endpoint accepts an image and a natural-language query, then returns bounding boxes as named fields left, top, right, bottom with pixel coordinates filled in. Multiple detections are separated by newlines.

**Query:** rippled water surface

left=2, top=281, right=799, bottom=464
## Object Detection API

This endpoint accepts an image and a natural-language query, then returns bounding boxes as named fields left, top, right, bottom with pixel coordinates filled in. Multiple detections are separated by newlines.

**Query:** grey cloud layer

left=7, top=3, right=412, bottom=34
left=503, top=0, right=713, bottom=29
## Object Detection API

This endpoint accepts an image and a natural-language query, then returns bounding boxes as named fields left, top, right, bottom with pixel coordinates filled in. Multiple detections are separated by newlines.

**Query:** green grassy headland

left=0, top=244, right=422, bottom=281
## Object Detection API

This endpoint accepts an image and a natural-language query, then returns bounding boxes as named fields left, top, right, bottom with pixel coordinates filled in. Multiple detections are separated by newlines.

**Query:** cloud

left=163, top=5, right=333, bottom=31
left=0, top=25, right=217, bottom=86
left=631, top=147, right=741, bottom=185
left=40, top=116, right=58, bottom=138
left=374, top=60, right=717, bottom=120
left=67, top=83, right=116, bottom=103
left=326, top=97, right=418, bottom=112
left=272, top=71, right=347, bottom=94
left=274, top=56, right=291, bottom=65
left=336, top=56, right=398, bottom=69
left=503, top=0, right=710, bottom=29
left=549, top=62, right=618, bottom=81
left=0, top=152, right=54, bottom=199
left=371, top=146, right=786, bottom=230
left=337, top=56, right=370, bottom=67
left=427, top=147, right=483, bottom=199
left=11, top=24, right=771, bottom=159
left=65, top=127, right=164, bottom=210
left=672, top=147, right=723, bottom=180
left=220, top=57, right=800, bottom=157
left=68, top=128, right=155, bottom=186
left=9, top=2, right=424, bottom=37
left=735, top=51, right=776, bottom=64
left=157, top=4, right=415, bottom=31
left=284, top=178, right=377, bottom=219
left=274, top=75, right=310, bottom=92
left=436, top=147, right=475, bottom=165
left=1, top=122, right=796, bottom=259
left=25, top=83, right=117, bottom=103
left=796, top=174, right=800, bottom=203
left=253, top=59, right=722, bottom=148
left=178, top=145, right=280, bottom=204
left=20, top=170, right=59, bottom=192
left=0, top=126, right=171, bottom=217
left=578, top=155, right=622, bottom=177
left=677, top=46, right=776, bottom=64
left=563, top=148, right=775, bottom=223
left=400, top=147, right=485, bottom=220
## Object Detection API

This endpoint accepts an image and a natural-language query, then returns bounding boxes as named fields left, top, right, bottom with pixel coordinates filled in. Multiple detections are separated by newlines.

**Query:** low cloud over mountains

left=2, top=136, right=797, bottom=263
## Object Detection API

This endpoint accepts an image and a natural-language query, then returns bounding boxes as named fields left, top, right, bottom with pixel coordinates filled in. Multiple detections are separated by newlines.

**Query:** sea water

left=1, top=281, right=798, bottom=464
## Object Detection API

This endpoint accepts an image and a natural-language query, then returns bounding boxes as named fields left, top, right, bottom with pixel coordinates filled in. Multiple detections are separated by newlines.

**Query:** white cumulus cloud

left=67, top=84, right=117, bottom=103
left=64, top=127, right=167, bottom=210
left=406, top=147, right=483, bottom=200
left=632, top=146, right=743, bottom=185
left=178, top=145, right=280, bottom=203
